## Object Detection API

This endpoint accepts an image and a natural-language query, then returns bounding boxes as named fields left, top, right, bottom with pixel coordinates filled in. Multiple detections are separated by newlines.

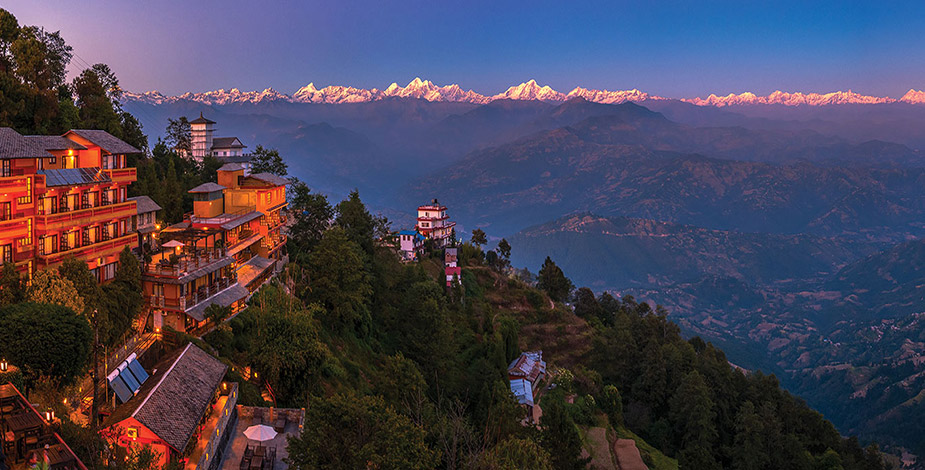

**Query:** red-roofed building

left=415, top=199, right=455, bottom=248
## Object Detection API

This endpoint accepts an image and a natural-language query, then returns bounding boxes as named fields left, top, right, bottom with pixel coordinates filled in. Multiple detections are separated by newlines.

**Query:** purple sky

left=4, top=0, right=925, bottom=98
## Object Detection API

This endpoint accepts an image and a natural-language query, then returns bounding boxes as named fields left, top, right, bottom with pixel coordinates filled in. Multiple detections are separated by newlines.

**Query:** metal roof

left=127, top=195, right=162, bottom=214
left=190, top=112, right=215, bottom=125
left=217, top=162, right=244, bottom=172
left=247, top=172, right=289, bottom=186
left=211, top=137, right=245, bottom=149
left=188, top=182, right=226, bottom=193
left=39, top=167, right=112, bottom=187
left=185, top=284, right=249, bottom=321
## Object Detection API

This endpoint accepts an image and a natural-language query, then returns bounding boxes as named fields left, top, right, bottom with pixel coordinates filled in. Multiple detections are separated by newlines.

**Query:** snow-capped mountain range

left=122, top=78, right=925, bottom=106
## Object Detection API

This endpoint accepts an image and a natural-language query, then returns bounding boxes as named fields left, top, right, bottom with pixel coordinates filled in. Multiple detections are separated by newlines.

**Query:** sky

left=4, top=0, right=925, bottom=98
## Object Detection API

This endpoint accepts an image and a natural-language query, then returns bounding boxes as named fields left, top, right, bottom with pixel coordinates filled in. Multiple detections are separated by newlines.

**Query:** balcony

left=143, top=247, right=230, bottom=279
left=147, top=275, right=240, bottom=314
left=36, top=201, right=136, bottom=232
left=0, top=217, right=30, bottom=240
left=0, top=175, right=31, bottom=194
left=35, top=232, right=137, bottom=266
left=103, top=167, right=136, bottom=184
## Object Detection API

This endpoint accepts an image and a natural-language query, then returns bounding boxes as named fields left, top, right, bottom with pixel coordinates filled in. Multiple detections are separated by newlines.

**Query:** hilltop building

left=0, top=127, right=140, bottom=283
left=141, top=163, right=287, bottom=333
left=103, top=343, right=236, bottom=469
left=397, top=230, right=424, bottom=262
left=445, top=247, right=460, bottom=286
left=189, top=114, right=254, bottom=174
left=508, top=351, right=547, bottom=424
left=415, top=199, right=455, bottom=248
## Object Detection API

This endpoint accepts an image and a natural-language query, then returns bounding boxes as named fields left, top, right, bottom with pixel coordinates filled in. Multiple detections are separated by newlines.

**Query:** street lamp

left=0, top=358, right=7, bottom=371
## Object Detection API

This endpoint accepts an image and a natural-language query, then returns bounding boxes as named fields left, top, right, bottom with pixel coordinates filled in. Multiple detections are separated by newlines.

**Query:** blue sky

left=4, top=0, right=924, bottom=97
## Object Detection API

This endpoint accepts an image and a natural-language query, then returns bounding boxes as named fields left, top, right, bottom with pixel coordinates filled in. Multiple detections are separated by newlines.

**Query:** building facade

left=415, top=199, right=455, bottom=248
left=0, top=128, right=139, bottom=283
left=141, top=164, right=287, bottom=333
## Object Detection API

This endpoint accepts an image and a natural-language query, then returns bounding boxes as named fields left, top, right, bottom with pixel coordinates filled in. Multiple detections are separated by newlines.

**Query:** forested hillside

left=193, top=187, right=889, bottom=470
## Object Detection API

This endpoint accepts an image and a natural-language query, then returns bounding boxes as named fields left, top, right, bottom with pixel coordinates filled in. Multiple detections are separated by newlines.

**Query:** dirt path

left=584, top=427, right=616, bottom=470
left=613, top=438, right=648, bottom=470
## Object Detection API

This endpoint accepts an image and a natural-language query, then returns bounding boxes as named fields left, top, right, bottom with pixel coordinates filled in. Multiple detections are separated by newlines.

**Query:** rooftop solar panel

left=118, top=363, right=141, bottom=392
left=108, top=374, right=133, bottom=404
left=127, top=360, right=149, bottom=385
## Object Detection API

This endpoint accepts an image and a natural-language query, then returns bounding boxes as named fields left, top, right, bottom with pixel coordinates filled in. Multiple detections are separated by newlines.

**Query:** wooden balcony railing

left=35, top=201, right=136, bottom=232
left=104, top=168, right=136, bottom=184
left=143, top=247, right=228, bottom=278
left=36, top=232, right=136, bottom=266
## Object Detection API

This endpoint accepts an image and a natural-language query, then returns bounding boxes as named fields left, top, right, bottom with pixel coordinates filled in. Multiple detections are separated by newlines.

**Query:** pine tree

left=669, top=370, right=720, bottom=470
left=537, top=257, right=573, bottom=302
left=541, top=399, right=589, bottom=470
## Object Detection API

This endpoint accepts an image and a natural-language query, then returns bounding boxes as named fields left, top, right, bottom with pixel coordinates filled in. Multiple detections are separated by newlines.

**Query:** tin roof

left=188, top=182, right=226, bottom=193
left=507, top=351, right=546, bottom=384
left=127, top=195, right=162, bottom=214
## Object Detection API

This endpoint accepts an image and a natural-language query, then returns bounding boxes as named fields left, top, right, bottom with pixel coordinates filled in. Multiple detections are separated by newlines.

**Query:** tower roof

left=190, top=112, right=216, bottom=125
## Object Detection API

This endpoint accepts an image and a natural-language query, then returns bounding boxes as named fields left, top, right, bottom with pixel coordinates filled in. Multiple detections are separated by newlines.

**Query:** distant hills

left=123, top=82, right=925, bottom=458
left=123, top=77, right=925, bottom=106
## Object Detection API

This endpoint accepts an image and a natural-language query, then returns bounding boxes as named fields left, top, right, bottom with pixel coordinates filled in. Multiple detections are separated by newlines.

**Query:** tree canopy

left=0, top=301, right=92, bottom=384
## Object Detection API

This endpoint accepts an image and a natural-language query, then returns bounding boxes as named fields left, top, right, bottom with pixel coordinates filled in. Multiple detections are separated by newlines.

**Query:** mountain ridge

left=123, top=78, right=925, bottom=106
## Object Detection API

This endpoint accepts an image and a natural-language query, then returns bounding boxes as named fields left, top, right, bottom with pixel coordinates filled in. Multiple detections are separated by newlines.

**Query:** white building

left=190, top=113, right=215, bottom=161
left=415, top=199, right=456, bottom=248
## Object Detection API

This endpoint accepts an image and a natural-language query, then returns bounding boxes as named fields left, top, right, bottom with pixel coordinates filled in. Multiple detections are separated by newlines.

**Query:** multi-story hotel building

left=0, top=127, right=139, bottom=283
left=141, top=163, right=288, bottom=333
left=415, top=199, right=456, bottom=248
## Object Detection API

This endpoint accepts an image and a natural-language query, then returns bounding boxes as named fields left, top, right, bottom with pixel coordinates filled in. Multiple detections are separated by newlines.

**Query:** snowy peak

left=123, top=82, right=925, bottom=107
left=380, top=77, right=490, bottom=103
left=566, top=87, right=665, bottom=104
left=683, top=90, right=896, bottom=107
left=492, top=79, right=566, bottom=101
left=900, top=89, right=925, bottom=104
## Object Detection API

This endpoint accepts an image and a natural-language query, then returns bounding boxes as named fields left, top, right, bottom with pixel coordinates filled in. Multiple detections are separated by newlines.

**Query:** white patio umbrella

left=243, top=424, right=277, bottom=442
left=161, top=240, right=185, bottom=248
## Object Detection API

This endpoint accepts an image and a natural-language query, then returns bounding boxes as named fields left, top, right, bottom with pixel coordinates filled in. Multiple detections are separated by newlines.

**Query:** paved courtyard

left=219, top=406, right=303, bottom=470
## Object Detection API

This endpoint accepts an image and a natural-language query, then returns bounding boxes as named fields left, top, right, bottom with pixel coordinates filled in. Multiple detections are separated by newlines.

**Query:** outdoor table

left=3, top=409, right=42, bottom=433
left=249, top=455, right=263, bottom=470
left=254, top=445, right=266, bottom=457
left=45, top=444, right=76, bottom=468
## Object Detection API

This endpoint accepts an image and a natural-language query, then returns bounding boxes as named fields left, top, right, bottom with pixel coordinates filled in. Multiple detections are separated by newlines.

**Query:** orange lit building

left=103, top=343, right=235, bottom=470
left=141, top=163, right=287, bottom=333
left=0, top=128, right=139, bottom=282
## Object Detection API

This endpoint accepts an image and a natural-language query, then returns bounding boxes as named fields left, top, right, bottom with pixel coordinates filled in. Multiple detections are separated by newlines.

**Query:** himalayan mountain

left=124, top=77, right=925, bottom=106
left=122, top=80, right=925, bottom=459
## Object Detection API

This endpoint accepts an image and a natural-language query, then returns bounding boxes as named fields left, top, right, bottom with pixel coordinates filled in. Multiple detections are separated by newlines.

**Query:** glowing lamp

left=44, top=409, right=54, bottom=422
left=67, top=149, right=74, bottom=156
left=222, top=382, right=227, bottom=391
left=0, top=358, right=7, bottom=371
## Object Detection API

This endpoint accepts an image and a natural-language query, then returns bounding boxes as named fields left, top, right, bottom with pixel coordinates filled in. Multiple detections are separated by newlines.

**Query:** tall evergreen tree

left=249, top=145, right=288, bottom=176
left=537, top=257, right=573, bottom=303
left=541, top=398, right=589, bottom=470
left=669, top=370, right=720, bottom=470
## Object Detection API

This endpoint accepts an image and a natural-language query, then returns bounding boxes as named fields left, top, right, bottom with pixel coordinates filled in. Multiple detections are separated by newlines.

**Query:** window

left=65, top=193, right=78, bottom=212
left=153, top=283, right=164, bottom=296
left=39, top=235, right=56, bottom=256
left=0, top=202, right=10, bottom=221
left=39, top=196, right=56, bottom=215
left=0, top=160, right=9, bottom=177
left=102, top=154, right=112, bottom=169
left=16, top=177, right=31, bottom=204
left=103, top=262, right=117, bottom=281
left=0, top=244, right=11, bottom=264
left=36, top=158, right=43, bottom=170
